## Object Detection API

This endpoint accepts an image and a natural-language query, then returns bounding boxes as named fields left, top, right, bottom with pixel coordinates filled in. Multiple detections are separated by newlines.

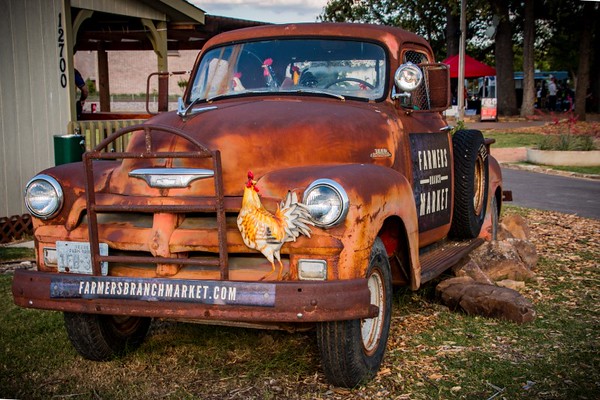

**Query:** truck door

left=399, top=50, right=453, bottom=241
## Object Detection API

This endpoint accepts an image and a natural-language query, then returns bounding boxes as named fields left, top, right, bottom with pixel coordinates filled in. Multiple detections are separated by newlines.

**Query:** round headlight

left=24, top=175, right=63, bottom=219
left=303, top=179, right=349, bottom=228
left=394, top=62, right=423, bottom=92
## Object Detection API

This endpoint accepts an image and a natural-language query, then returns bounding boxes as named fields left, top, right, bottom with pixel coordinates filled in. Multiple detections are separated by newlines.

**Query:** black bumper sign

left=50, top=276, right=276, bottom=307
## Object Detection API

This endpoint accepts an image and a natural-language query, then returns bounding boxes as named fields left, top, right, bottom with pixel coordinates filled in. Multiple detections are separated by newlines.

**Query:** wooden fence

left=0, top=214, right=32, bottom=244
left=68, top=119, right=146, bottom=151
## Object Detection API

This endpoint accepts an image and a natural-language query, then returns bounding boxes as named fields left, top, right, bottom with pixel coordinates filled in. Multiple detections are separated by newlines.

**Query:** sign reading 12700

left=57, top=13, right=67, bottom=88
left=410, top=133, right=452, bottom=232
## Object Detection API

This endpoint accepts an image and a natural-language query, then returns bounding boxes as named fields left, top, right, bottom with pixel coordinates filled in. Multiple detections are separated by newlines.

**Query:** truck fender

left=256, top=164, right=421, bottom=288
left=479, top=155, right=503, bottom=241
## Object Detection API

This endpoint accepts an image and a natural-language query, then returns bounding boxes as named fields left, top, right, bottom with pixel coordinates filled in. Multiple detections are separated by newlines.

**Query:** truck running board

left=419, top=238, right=484, bottom=284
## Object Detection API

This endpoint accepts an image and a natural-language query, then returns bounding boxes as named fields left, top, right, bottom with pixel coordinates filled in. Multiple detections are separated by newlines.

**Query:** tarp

left=443, top=54, right=496, bottom=78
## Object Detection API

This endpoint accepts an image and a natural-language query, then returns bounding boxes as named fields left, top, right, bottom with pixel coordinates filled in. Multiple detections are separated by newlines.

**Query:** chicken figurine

left=237, top=171, right=313, bottom=280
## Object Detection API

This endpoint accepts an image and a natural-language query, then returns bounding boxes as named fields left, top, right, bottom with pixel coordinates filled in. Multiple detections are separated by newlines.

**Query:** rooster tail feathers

left=276, top=189, right=314, bottom=241
left=280, top=190, right=294, bottom=209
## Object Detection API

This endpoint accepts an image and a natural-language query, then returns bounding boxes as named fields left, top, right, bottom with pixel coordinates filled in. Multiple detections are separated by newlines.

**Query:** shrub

left=538, top=135, right=597, bottom=151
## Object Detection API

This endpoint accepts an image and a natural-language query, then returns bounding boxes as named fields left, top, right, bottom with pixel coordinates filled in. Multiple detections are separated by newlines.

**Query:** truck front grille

left=83, top=124, right=229, bottom=279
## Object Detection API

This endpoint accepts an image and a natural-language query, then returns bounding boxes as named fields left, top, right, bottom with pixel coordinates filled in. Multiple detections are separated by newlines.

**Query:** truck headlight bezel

left=24, top=174, right=64, bottom=219
left=303, top=179, right=349, bottom=228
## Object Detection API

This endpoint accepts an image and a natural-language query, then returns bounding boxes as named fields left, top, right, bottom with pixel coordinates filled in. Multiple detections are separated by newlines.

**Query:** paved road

left=501, top=168, right=600, bottom=219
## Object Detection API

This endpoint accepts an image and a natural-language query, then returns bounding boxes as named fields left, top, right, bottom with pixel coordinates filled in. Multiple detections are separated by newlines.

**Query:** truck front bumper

left=12, top=269, right=376, bottom=323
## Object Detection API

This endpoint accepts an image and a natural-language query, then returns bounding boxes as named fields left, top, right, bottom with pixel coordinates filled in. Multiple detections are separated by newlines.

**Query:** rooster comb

left=245, top=171, right=259, bottom=192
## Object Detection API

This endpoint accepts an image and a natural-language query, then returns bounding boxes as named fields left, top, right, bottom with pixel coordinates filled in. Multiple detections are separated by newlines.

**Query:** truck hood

left=108, top=97, right=400, bottom=197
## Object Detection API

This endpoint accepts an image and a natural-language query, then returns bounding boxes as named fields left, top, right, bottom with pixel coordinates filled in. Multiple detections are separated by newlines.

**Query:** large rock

left=451, top=258, right=494, bottom=285
left=505, top=238, right=538, bottom=270
left=439, top=215, right=538, bottom=324
left=498, top=214, right=530, bottom=240
left=436, top=278, right=536, bottom=324
left=470, top=240, right=536, bottom=281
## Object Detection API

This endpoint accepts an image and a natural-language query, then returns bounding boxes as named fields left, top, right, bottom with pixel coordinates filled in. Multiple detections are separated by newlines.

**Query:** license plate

left=57, top=241, right=108, bottom=275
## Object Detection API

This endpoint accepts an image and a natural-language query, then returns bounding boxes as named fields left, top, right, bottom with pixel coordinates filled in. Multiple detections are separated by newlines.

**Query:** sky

left=190, top=0, right=330, bottom=24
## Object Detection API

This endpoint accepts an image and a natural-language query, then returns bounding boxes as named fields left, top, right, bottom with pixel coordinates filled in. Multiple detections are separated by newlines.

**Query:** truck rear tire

left=316, top=238, right=392, bottom=387
left=450, top=130, right=489, bottom=239
left=63, top=313, right=151, bottom=361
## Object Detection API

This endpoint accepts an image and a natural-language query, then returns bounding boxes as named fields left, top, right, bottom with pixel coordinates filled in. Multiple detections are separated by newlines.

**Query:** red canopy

left=443, top=54, right=496, bottom=78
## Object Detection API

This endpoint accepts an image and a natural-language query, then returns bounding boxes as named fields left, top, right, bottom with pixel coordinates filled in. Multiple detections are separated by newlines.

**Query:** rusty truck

left=13, top=23, right=503, bottom=387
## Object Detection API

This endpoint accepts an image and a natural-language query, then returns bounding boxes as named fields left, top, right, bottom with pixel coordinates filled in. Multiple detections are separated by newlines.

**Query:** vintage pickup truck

left=13, top=23, right=502, bottom=387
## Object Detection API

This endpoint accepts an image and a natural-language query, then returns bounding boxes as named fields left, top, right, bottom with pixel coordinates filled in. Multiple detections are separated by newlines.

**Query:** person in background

left=547, top=76, right=557, bottom=111
left=75, top=69, right=88, bottom=119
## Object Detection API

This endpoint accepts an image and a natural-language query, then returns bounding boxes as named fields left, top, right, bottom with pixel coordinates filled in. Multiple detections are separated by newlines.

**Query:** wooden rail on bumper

left=12, top=269, right=376, bottom=323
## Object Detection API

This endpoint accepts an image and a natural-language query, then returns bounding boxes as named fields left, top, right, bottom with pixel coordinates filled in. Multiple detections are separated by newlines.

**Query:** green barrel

left=54, top=134, right=85, bottom=165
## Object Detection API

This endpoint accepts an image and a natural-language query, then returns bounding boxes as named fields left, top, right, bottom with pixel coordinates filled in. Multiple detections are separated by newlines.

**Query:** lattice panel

left=0, top=214, right=33, bottom=244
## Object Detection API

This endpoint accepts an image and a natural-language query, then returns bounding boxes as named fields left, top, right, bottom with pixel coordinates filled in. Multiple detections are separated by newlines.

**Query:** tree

left=320, top=0, right=452, bottom=60
left=592, top=26, right=600, bottom=114
left=320, top=0, right=597, bottom=117
left=574, top=1, right=595, bottom=121
left=445, top=3, right=460, bottom=58
left=520, top=0, right=535, bottom=117
left=490, top=0, right=518, bottom=116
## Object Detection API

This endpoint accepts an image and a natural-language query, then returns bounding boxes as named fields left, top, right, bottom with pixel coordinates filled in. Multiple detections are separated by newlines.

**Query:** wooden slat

left=69, top=119, right=147, bottom=151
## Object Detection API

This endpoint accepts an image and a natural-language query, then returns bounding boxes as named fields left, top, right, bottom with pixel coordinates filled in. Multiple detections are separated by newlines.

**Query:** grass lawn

left=539, top=164, right=600, bottom=176
left=483, top=132, right=544, bottom=148
left=1, top=206, right=598, bottom=399
left=0, top=246, right=34, bottom=262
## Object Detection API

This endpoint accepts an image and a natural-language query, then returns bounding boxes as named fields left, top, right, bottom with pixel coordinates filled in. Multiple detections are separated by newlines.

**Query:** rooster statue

left=237, top=171, right=313, bottom=280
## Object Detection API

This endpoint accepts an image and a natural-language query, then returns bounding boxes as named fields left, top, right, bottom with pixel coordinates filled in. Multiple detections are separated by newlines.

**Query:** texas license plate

left=57, top=241, right=108, bottom=275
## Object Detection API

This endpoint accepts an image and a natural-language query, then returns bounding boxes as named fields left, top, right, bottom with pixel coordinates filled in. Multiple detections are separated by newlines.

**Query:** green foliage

left=543, top=164, right=600, bottom=175
left=538, top=134, right=597, bottom=151
left=450, top=119, right=467, bottom=135
left=85, top=78, right=97, bottom=95
left=320, top=0, right=597, bottom=75
left=177, top=78, right=188, bottom=92
left=319, top=0, right=452, bottom=60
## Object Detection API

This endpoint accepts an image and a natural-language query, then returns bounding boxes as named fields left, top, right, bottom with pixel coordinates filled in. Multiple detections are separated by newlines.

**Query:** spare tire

left=450, top=129, right=489, bottom=239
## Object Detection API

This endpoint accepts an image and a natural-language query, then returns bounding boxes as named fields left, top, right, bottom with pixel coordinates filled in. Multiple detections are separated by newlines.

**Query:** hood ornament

left=129, top=168, right=214, bottom=188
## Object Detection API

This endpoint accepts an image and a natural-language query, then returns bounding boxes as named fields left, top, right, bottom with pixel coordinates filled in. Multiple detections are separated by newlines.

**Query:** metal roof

left=73, top=1, right=267, bottom=52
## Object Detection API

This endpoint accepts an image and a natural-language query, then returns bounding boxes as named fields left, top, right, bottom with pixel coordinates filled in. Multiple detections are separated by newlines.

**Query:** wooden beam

left=97, top=45, right=110, bottom=112
left=73, top=9, right=94, bottom=41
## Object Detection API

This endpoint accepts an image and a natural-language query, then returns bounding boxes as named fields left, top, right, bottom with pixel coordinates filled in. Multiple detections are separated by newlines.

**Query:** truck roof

left=201, top=22, right=433, bottom=57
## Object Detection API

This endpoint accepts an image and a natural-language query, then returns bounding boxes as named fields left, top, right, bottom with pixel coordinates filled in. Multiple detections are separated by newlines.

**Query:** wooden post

left=158, top=74, right=169, bottom=112
left=142, top=19, right=169, bottom=112
left=98, top=45, right=111, bottom=112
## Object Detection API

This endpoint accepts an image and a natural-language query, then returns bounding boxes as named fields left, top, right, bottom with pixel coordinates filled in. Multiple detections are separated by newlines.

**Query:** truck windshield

left=188, top=38, right=387, bottom=102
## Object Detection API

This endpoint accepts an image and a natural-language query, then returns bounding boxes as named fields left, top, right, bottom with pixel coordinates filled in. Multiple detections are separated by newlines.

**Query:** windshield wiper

left=206, top=89, right=274, bottom=103
left=288, top=88, right=345, bottom=101
left=204, top=88, right=346, bottom=103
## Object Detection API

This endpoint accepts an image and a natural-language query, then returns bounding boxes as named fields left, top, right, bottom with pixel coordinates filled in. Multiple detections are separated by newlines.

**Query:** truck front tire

left=63, top=313, right=151, bottom=361
left=317, top=238, right=392, bottom=387
left=450, top=129, right=489, bottom=239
